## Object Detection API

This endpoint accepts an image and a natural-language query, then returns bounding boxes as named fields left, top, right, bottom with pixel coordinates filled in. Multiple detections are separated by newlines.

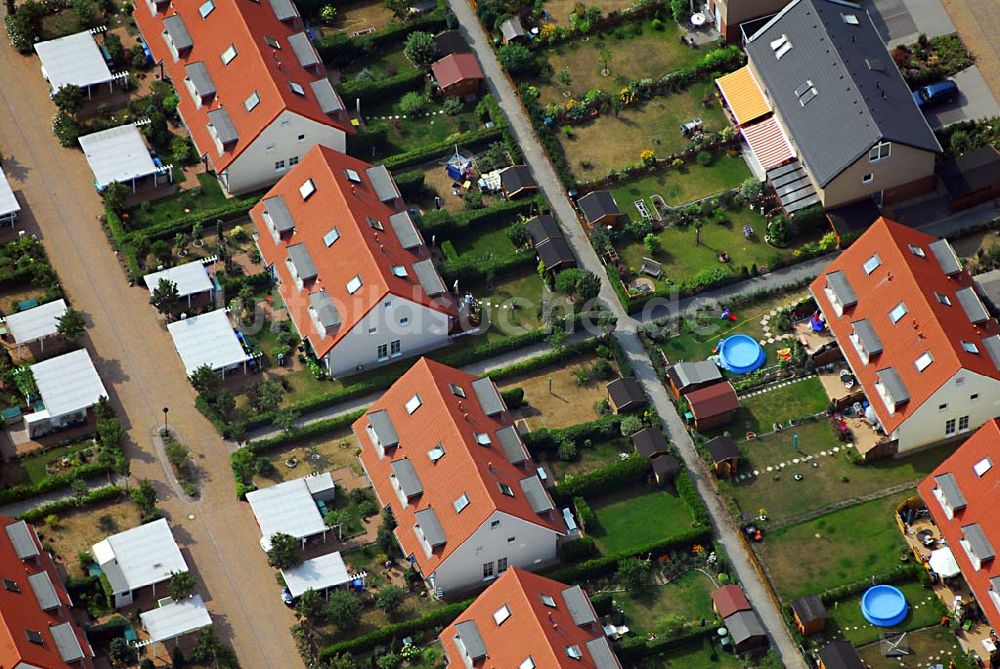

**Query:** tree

left=71, top=478, right=89, bottom=506
left=72, top=0, right=97, bottom=27
left=319, top=4, right=336, bottom=23
left=619, top=414, right=643, bottom=437
left=274, top=408, right=300, bottom=434
left=103, top=32, right=124, bottom=67
left=266, top=532, right=301, bottom=569
left=171, top=645, right=186, bottom=669
left=131, top=478, right=157, bottom=515
left=295, top=588, right=325, bottom=623
left=325, top=590, right=361, bottom=629
left=555, top=268, right=584, bottom=295
left=189, top=364, right=221, bottom=398
left=403, top=31, right=436, bottom=70
left=150, top=278, right=180, bottom=314
left=171, top=135, right=194, bottom=165
left=497, top=43, right=536, bottom=75
left=575, top=270, right=601, bottom=302
left=694, top=220, right=703, bottom=247
left=545, top=327, right=568, bottom=353
left=326, top=653, right=357, bottom=669
left=738, top=177, right=763, bottom=205
left=149, top=239, right=173, bottom=265
left=556, top=66, right=572, bottom=93
left=101, top=181, right=129, bottom=216
left=144, top=111, right=171, bottom=149
left=643, top=233, right=661, bottom=256
left=598, top=46, right=612, bottom=75
left=52, top=84, right=85, bottom=116
left=168, top=570, right=196, bottom=600
left=5, top=1, right=45, bottom=53
left=670, top=0, right=687, bottom=21
left=506, top=220, right=528, bottom=247
left=52, top=110, right=82, bottom=148
left=57, top=308, right=86, bottom=344
left=616, top=556, right=652, bottom=591
left=249, top=379, right=284, bottom=412
left=108, top=637, right=135, bottom=666
left=376, top=584, right=406, bottom=617
left=383, top=0, right=409, bottom=20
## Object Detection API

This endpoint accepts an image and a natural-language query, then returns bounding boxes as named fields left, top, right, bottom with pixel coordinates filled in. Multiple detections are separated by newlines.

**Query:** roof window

left=566, top=645, right=583, bottom=660
left=391, top=265, right=408, bottom=278
left=962, top=341, right=979, bottom=354
left=770, top=34, right=792, bottom=59
left=2, top=578, right=19, bottom=592
left=493, top=604, right=511, bottom=626
left=475, top=432, right=491, bottom=446
left=345, top=168, right=362, bottom=184
left=975, top=457, right=993, bottom=477
left=244, top=90, right=260, bottom=112
left=198, top=0, right=215, bottom=17
left=909, top=244, right=926, bottom=257
left=889, top=302, right=907, bottom=323
left=498, top=482, right=514, bottom=497
left=289, top=81, right=305, bottom=96
left=221, top=44, right=238, bottom=65
left=346, top=274, right=362, bottom=294
left=520, top=659, right=536, bottom=669
left=935, top=292, right=951, bottom=306
left=323, top=227, right=340, bottom=247
left=429, top=444, right=446, bottom=463
left=405, top=393, right=421, bottom=414
left=450, top=384, right=466, bottom=397
left=541, top=594, right=556, bottom=607
left=26, top=629, right=43, bottom=645
left=368, top=217, right=384, bottom=231
left=299, top=178, right=316, bottom=200
left=795, top=80, right=818, bottom=106
left=862, top=253, right=881, bottom=275
left=915, top=351, right=934, bottom=372
left=265, top=35, right=280, bottom=49
left=453, top=492, right=469, bottom=512
left=841, top=12, right=858, bottom=24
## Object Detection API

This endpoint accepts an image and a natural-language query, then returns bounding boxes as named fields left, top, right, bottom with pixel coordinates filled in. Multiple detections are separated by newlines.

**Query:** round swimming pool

left=861, top=585, right=908, bottom=627
left=717, top=334, right=766, bottom=374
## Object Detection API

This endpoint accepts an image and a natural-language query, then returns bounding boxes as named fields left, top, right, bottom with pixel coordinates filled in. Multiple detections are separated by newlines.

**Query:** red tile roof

left=711, top=584, right=752, bottom=618
left=250, top=146, right=456, bottom=358
left=810, top=217, right=1000, bottom=433
left=687, top=381, right=740, bottom=420
left=353, top=358, right=564, bottom=577
left=917, top=419, right=1000, bottom=630
left=0, top=516, right=93, bottom=669
left=439, top=568, right=621, bottom=668
left=134, top=0, right=351, bottom=172
left=431, top=53, right=484, bottom=90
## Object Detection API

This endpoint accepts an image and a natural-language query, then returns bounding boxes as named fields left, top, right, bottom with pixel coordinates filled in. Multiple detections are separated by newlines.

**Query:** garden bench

left=633, top=199, right=652, bottom=220
left=640, top=257, right=662, bottom=278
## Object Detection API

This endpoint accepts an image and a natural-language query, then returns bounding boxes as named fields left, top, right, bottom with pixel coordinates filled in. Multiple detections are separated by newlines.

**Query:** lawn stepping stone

left=819, top=450, right=827, bottom=456
left=832, top=446, right=840, bottom=453
left=767, top=337, right=776, bottom=344
left=766, top=466, right=773, bottom=472
left=753, top=470, right=760, bottom=476
left=769, top=309, right=778, bottom=316
left=759, top=339, right=767, bottom=345
left=792, top=458, right=800, bottom=464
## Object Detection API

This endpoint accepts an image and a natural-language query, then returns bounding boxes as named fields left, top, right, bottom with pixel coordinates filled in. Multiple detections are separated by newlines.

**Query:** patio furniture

left=640, top=257, right=662, bottom=278
left=681, top=117, right=703, bottom=135
left=743, top=224, right=754, bottom=239
left=633, top=199, right=652, bottom=220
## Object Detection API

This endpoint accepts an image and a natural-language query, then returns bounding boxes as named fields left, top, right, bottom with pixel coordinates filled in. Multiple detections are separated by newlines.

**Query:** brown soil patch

left=499, top=354, right=607, bottom=430
left=40, top=499, right=142, bottom=575
left=252, top=429, right=360, bottom=488
left=542, top=0, right=637, bottom=25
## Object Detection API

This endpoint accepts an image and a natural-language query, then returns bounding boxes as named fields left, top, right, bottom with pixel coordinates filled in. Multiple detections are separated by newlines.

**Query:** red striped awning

left=742, top=116, right=794, bottom=171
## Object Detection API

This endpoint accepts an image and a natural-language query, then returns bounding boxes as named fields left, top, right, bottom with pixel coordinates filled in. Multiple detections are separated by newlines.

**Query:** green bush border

left=17, top=485, right=124, bottom=523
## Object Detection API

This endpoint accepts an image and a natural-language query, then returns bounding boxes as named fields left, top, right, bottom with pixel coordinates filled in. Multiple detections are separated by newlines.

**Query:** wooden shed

left=686, top=381, right=740, bottom=431
left=791, top=594, right=828, bottom=635
left=704, top=435, right=741, bottom=479
left=607, top=377, right=646, bottom=414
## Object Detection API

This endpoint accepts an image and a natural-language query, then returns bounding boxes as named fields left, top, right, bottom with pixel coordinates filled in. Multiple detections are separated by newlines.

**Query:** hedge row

left=0, top=462, right=112, bottom=506
left=675, top=470, right=710, bottom=527
left=438, top=248, right=536, bottom=285
left=393, top=169, right=427, bottom=201
left=615, top=623, right=718, bottom=662
left=340, top=70, right=426, bottom=107
left=482, top=335, right=598, bottom=383
left=131, top=194, right=261, bottom=243
left=523, top=414, right=623, bottom=455
left=18, top=486, right=124, bottom=523
left=550, top=454, right=649, bottom=504
left=817, top=562, right=923, bottom=604
left=501, top=386, right=524, bottom=410
left=382, top=125, right=505, bottom=170
left=318, top=598, right=471, bottom=659
left=247, top=409, right=367, bottom=454
left=417, top=197, right=542, bottom=237
left=314, top=8, right=449, bottom=68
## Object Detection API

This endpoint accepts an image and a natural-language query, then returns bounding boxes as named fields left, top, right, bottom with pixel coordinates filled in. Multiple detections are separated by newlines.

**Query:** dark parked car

left=912, top=80, right=958, bottom=110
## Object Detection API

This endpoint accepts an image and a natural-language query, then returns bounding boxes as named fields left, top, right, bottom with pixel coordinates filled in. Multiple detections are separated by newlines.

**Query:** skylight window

left=935, top=292, right=952, bottom=306
left=498, top=482, right=514, bottom=497
left=2, top=578, right=19, bottom=592
left=493, top=604, right=511, bottom=625
left=520, top=659, right=536, bottom=669
left=368, top=217, right=384, bottom=231
left=541, top=594, right=556, bottom=607
left=909, top=244, right=926, bottom=257
left=345, top=168, right=362, bottom=184
left=346, top=274, right=362, bottom=294
left=770, top=34, right=791, bottom=59
left=841, top=12, right=858, bottom=24
left=26, top=630, right=43, bottom=645
left=450, top=383, right=466, bottom=398
left=405, top=393, right=422, bottom=414
left=962, top=341, right=980, bottom=354
left=289, top=81, right=305, bottom=96
left=198, top=0, right=215, bottom=17
left=244, top=90, right=261, bottom=112
left=889, top=302, right=908, bottom=323
left=221, top=44, right=238, bottom=65
left=862, top=253, right=881, bottom=275
left=795, top=80, right=817, bottom=106
left=430, top=444, right=447, bottom=463
left=974, top=457, right=993, bottom=477
left=323, top=227, right=340, bottom=247
left=264, top=35, right=280, bottom=49
left=391, top=265, right=408, bottom=278
left=475, top=432, right=491, bottom=446
left=299, top=178, right=316, bottom=200
left=566, top=645, right=583, bottom=660
left=915, top=351, right=934, bottom=372
left=453, top=492, right=469, bottom=512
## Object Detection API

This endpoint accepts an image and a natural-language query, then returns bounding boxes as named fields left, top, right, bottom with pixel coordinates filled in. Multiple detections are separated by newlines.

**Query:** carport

left=0, top=168, right=19, bottom=226
left=78, top=124, right=172, bottom=192
left=34, top=30, right=124, bottom=97
left=143, top=260, right=215, bottom=308
left=166, top=309, right=249, bottom=376
left=2, top=298, right=68, bottom=355
left=139, top=594, right=212, bottom=646
left=281, top=552, right=359, bottom=599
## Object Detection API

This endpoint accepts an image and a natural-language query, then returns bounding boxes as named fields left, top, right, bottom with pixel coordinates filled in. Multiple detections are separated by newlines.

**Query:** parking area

left=865, top=0, right=955, bottom=46
left=921, top=66, right=1000, bottom=128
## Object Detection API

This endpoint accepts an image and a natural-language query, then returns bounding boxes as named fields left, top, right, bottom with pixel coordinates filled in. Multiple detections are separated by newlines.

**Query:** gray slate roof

left=876, top=366, right=909, bottom=405
left=826, top=270, right=857, bottom=307
left=791, top=594, right=827, bottom=624
left=5, top=520, right=39, bottom=560
left=745, top=0, right=940, bottom=187
left=184, top=62, right=215, bottom=98
left=391, top=459, right=423, bottom=498
left=500, top=16, right=525, bottom=41
left=50, top=622, right=85, bottom=663
left=471, top=377, right=504, bottom=416
left=310, top=78, right=344, bottom=114
left=28, top=571, right=61, bottom=611
left=819, top=641, right=863, bottom=669
left=454, top=620, right=487, bottom=659
left=929, top=239, right=961, bottom=275
left=562, top=585, right=597, bottom=625
left=286, top=243, right=318, bottom=280
left=585, top=636, right=620, bottom=669
left=963, top=523, right=995, bottom=561
left=309, top=291, right=340, bottom=329
left=669, top=360, right=722, bottom=388
left=288, top=32, right=319, bottom=69
left=632, top=427, right=669, bottom=459
left=983, top=334, right=1000, bottom=371
left=535, top=238, right=576, bottom=271
left=415, top=508, right=446, bottom=547
left=389, top=211, right=423, bottom=249
left=934, top=472, right=967, bottom=509
left=163, top=14, right=193, bottom=52
left=368, top=409, right=399, bottom=447
left=496, top=425, right=527, bottom=464
left=956, top=286, right=989, bottom=323
left=413, top=259, right=447, bottom=296
left=268, top=0, right=298, bottom=21
left=263, top=195, right=295, bottom=232
left=525, top=215, right=562, bottom=245
left=366, top=165, right=400, bottom=202
left=852, top=319, right=883, bottom=356
left=519, top=476, right=554, bottom=514
left=207, top=108, right=238, bottom=145
left=499, top=165, right=536, bottom=193
left=705, top=435, right=741, bottom=463
left=578, top=190, right=620, bottom=223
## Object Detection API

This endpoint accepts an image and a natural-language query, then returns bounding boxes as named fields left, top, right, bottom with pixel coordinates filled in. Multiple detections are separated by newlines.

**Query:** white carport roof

left=91, top=518, right=188, bottom=595
left=4, top=299, right=67, bottom=345
left=0, top=169, right=19, bottom=218
left=78, top=124, right=158, bottom=189
left=34, top=30, right=113, bottom=91
left=140, top=594, right=212, bottom=644
left=143, top=261, right=213, bottom=298
left=281, top=552, right=351, bottom=598
left=166, top=309, right=248, bottom=375
left=245, top=473, right=333, bottom=551
left=30, top=348, right=107, bottom=418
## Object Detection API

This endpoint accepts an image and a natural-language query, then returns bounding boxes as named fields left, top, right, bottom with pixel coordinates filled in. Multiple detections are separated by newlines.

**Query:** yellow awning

left=716, top=66, right=770, bottom=126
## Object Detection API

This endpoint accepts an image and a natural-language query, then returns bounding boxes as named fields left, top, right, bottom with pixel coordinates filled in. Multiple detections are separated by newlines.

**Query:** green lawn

left=612, top=156, right=753, bottom=209
left=643, top=637, right=742, bottom=668
left=125, top=173, right=231, bottom=231
left=365, top=106, right=483, bottom=157
left=1, top=440, right=97, bottom=487
left=732, top=377, right=830, bottom=434
left=615, top=570, right=719, bottom=635
left=857, top=626, right=966, bottom=669
left=546, top=438, right=630, bottom=479
left=560, top=83, right=729, bottom=180
left=589, top=485, right=696, bottom=555
left=533, top=21, right=710, bottom=106
left=340, top=44, right=415, bottom=81
left=754, top=492, right=912, bottom=600
left=826, top=581, right=945, bottom=646
left=471, top=269, right=558, bottom=338
left=449, top=219, right=518, bottom=260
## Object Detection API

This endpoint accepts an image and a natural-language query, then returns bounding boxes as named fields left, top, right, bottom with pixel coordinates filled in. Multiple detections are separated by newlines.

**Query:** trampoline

left=717, top=334, right=766, bottom=374
left=862, top=585, right=908, bottom=627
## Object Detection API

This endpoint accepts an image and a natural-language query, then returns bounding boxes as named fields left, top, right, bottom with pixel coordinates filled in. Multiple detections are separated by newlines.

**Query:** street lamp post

left=162, top=407, right=169, bottom=436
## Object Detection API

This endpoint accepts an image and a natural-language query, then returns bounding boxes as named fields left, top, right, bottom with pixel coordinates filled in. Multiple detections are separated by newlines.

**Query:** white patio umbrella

left=929, top=547, right=960, bottom=578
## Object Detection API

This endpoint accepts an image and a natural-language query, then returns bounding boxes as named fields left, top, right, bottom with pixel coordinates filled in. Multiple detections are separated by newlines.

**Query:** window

left=399, top=316, right=410, bottom=326
left=221, top=44, right=238, bottom=65
left=939, top=403, right=948, bottom=411
left=391, top=265, right=408, bottom=278
left=971, top=393, right=980, bottom=402
left=428, top=443, right=446, bottom=463
left=915, top=351, right=933, bottom=372
left=497, top=557, right=508, bottom=573
left=244, top=90, right=261, bottom=111
left=377, top=343, right=388, bottom=361
left=841, top=12, right=859, bottom=24
left=450, top=384, right=466, bottom=398
left=475, top=432, right=491, bottom=446
left=566, top=645, right=583, bottom=660
left=384, top=301, right=392, bottom=308
left=346, top=274, right=362, bottom=294
left=483, top=562, right=494, bottom=579
left=794, top=79, right=818, bottom=106
left=862, top=173, right=874, bottom=184
left=507, top=536, right=515, bottom=543
left=541, top=594, right=556, bottom=607
left=289, top=81, right=305, bottom=96
left=959, top=415, right=970, bottom=432
left=26, top=630, right=43, bottom=645
left=909, top=244, right=926, bottom=257
left=770, top=34, right=791, bottom=58
left=390, top=340, right=401, bottom=357
left=520, top=659, right=536, bottom=669
left=264, top=35, right=280, bottom=48
left=198, top=0, right=215, bottom=17
left=869, top=141, right=891, bottom=163
left=368, top=217, right=384, bottom=231
left=493, top=604, right=511, bottom=625
left=2, top=578, right=19, bottom=592
left=945, top=419, right=957, bottom=436
left=975, top=457, right=993, bottom=477
left=957, top=376, right=966, bottom=386
left=297, top=134, right=305, bottom=141
left=299, top=178, right=316, bottom=200
left=498, top=482, right=514, bottom=497
left=889, top=302, right=908, bottom=323
left=289, top=156, right=299, bottom=166
left=490, top=520, right=500, bottom=529
left=453, top=492, right=469, bottom=512
left=935, top=292, right=952, bottom=306
left=345, top=168, right=362, bottom=183
left=274, top=160, right=286, bottom=171
left=863, top=253, right=881, bottom=274
left=405, top=393, right=421, bottom=414
left=368, top=326, right=377, bottom=334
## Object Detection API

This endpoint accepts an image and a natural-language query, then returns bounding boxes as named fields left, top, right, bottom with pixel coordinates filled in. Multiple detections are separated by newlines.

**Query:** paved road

left=449, top=4, right=808, bottom=666
left=922, top=66, right=1000, bottom=129
left=938, top=0, right=1000, bottom=103
left=0, top=35, right=301, bottom=669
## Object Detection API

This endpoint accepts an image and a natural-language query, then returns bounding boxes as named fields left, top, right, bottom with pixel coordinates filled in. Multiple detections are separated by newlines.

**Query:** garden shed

left=143, top=260, right=215, bottom=308
left=24, top=348, right=108, bottom=438
left=34, top=30, right=116, bottom=96
left=499, top=16, right=526, bottom=43
left=498, top=166, right=537, bottom=199
left=650, top=453, right=680, bottom=488
left=78, top=124, right=170, bottom=192
left=140, top=594, right=212, bottom=645
left=686, top=382, right=740, bottom=431
left=434, top=31, right=470, bottom=57
left=818, top=640, right=864, bottom=669
left=281, top=552, right=355, bottom=599
left=535, top=237, right=576, bottom=273
left=0, top=169, right=19, bottom=226
left=704, top=435, right=741, bottom=479
left=166, top=309, right=250, bottom=375
left=431, top=53, right=484, bottom=99
left=711, top=584, right=751, bottom=618
left=666, top=360, right=723, bottom=398
left=724, top=609, right=767, bottom=652
left=632, top=427, right=669, bottom=459
left=790, top=594, right=828, bottom=635
left=246, top=473, right=337, bottom=551
left=577, top=191, right=622, bottom=227
left=937, top=146, right=1000, bottom=212
left=607, top=377, right=646, bottom=414
left=1, top=298, right=67, bottom=354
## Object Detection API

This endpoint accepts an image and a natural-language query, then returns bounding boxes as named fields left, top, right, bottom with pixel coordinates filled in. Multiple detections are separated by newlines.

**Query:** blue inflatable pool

left=862, top=585, right=908, bottom=627
left=717, top=334, right=766, bottom=374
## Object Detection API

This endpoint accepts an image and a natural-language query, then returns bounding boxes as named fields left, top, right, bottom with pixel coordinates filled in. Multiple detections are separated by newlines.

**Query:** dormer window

left=299, top=178, right=316, bottom=200
left=221, top=44, right=238, bottom=65
left=770, top=34, right=791, bottom=58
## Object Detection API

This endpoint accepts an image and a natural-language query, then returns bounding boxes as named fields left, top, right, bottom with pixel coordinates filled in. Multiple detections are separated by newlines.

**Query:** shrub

left=171, top=135, right=195, bottom=165
left=463, top=188, right=484, bottom=210
left=557, top=439, right=578, bottom=461
left=398, top=90, right=431, bottom=116
left=696, top=150, right=715, bottom=166
left=643, top=233, right=661, bottom=255
left=619, top=414, right=643, bottom=437
left=52, top=111, right=82, bottom=148
left=551, top=455, right=649, bottom=504
left=72, top=0, right=98, bottom=27
left=442, top=97, right=464, bottom=116
left=617, top=556, right=653, bottom=591
left=6, top=0, right=45, bottom=53
left=573, top=496, right=595, bottom=529
left=500, top=386, right=524, bottom=409
left=326, top=590, right=362, bottom=629
left=403, top=31, right=436, bottom=70
left=498, top=43, right=537, bottom=75
left=319, top=600, right=471, bottom=658
left=559, top=535, right=598, bottom=561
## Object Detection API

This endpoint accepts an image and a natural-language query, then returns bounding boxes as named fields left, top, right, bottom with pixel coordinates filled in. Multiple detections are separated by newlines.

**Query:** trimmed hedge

left=0, top=462, right=113, bottom=506
left=523, top=414, right=623, bottom=455
left=500, top=386, right=524, bottom=410
left=550, top=453, right=649, bottom=504
left=382, top=125, right=505, bottom=171
left=18, top=486, right=124, bottom=523
left=438, top=248, right=536, bottom=284
left=675, top=470, right=709, bottom=527
left=558, top=535, right=598, bottom=562
left=248, top=409, right=366, bottom=453
left=340, top=70, right=426, bottom=107
left=318, top=598, right=471, bottom=658
left=127, top=193, right=261, bottom=241
left=614, top=623, right=718, bottom=662
left=393, top=169, right=427, bottom=201
left=418, top=197, right=542, bottom=237
left=817, top=562, right=923, bottom=604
